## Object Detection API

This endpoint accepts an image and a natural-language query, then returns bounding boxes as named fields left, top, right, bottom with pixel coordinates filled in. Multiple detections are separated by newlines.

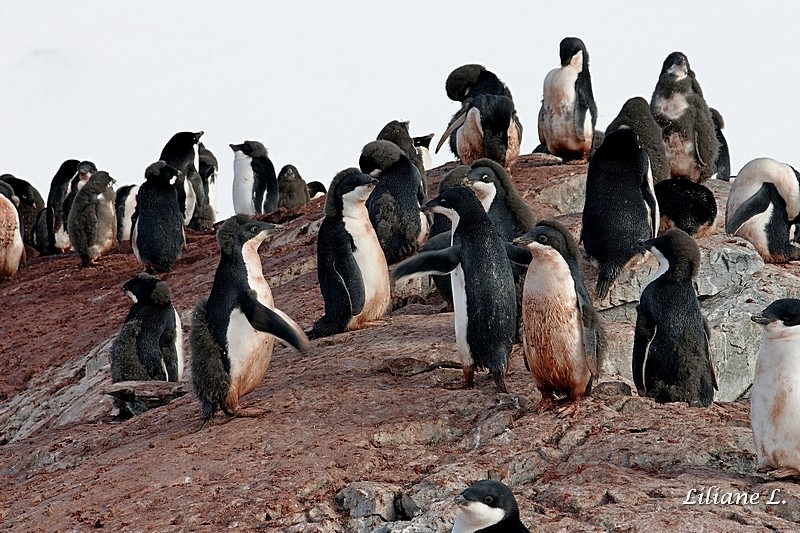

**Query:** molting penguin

left=605, top=97, right=669, bottom=184
left=187, top=162, right=216, bottom=231
left=361, top=140, right=428, bottom=265
left=537, top=37, right=597, bottom=163
left=277, top=164, right=310, bottom=210
left=110, top=273, right=183, bottom=383
left=413, top=133, right=435, bottom=171
left=650, top=52, right=719, bottom=182
left=633, top=228, right=717, bottom=406
left=115, top=184, right=139, bottom=243
left=159, top=131, right=203, bottom=224
left=725, top=157, right=800, bottom=262
left=230, top=140, right=278, bottom=215
left=198, top=142, right=219, bottom=216
left=751, top=298, right=800, bottom=476
left=44, top=159, right=80, bottom=254
left=67, top=170, right=116, bottom=267
left=710, top=108, right=731, bottom=181
left=392, top=187, right=516, bottom=392
left=0, top=181, right=25, bottom=281
left=655, top=178, right=717, bottom=237
left=190, top=215, right=308, bottom=423
left=131, top=162, right=185, bottom=273
left=510, top=220, right=603, bottom=416
left=377, top=119, right=428, bottom=203
left=581, top=128, right=659, bottom=299
left=307, top=181, right=327, bottom=199
left=0, top=174, right=45, bottom=246
left=61, top=161, right=97, bottom=239
left=309, top=169, right=390, bottom=338
left=452, top=479, right=530, bottom=533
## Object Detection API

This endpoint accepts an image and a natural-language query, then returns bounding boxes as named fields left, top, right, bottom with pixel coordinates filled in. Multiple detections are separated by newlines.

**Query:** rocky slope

left=2, top=155, right=800, bottom=532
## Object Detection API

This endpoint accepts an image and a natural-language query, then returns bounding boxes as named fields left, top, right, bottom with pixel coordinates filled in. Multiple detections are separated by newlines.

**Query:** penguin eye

left=484, top=496, right=493, bottom=504
left=482, top=174, right=490, bottom=182
left=538, top=235, right=548, bottom=243
left=250, top=226, right=259, bottom=234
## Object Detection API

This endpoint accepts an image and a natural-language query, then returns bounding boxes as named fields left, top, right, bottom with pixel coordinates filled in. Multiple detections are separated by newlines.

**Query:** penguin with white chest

left=751, top=298, right=800, bottom=477
left=115, top=184, right=139, bottom=243
left=633, top=228, right=717, bottom=406
left=452, top=479, right=530, bottom=533
left=537, top=37, right=597, bottom=163
left=42, top=159, right=80, bottom=254
left=190, top=215, right=309, bottom=423
left=392, top=187, right=516, bottom=392
left=0, top=181, right=25, bottom=281
left=230, top=140, right=278, bottom=215
left=67, top=170, right=116, bottom=267
left=159, top=131, right=203, bottom=225
left=309, top=169, right=390, bottom=338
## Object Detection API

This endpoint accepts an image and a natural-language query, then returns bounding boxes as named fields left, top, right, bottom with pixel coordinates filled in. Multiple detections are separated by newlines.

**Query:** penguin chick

left=360, top=140, right=428, bottom=264
left=377, top=119, right=428, bottom=203
left=605, top=97, right=669, bottom=183
left=510, top=220, right=603, bottom=416
left=710, top=108, right=731, bottom=181
left=190, top=215, right=309, bottom=423
left=187, top=162, right=216, bottom=231
left=309, top=169, right=390, bottom=338
left=66, top=170, right=116, bottom=267
left=110, top=273, right=183, bottom=383
left=751, top=298, right=800, bottom=475
left=160, top=131, right=204, bottom=224
left=633, top=228, right=717, bottom=406
left=650, top=52, right=719, bottom=182
left=61, top=161, right=97, bottom=241
left=453, top=479, right=530, bottom=533
left=537, top=37, right=597, bottom=163
left=230, top=140, right=278, bottom=215
left=277, top=164, right=310, bottom=210
left=0, top=182, right=25, bottom=281
left=655, top=178, right=717, bottom=237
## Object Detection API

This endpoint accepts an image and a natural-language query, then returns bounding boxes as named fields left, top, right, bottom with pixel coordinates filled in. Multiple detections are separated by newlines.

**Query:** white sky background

left=2, top=1, right=798, bottom=220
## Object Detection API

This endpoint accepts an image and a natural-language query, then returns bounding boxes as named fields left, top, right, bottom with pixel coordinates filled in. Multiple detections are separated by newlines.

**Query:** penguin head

left=278, top=164, right=301, bottom=183
left=359, top=140, right=405, bottom=177
left=438, top=165, right=471, bottom=194
left=661, top=52, right=690, bottom=80
left=199, top=142, right=218, bottom=168
left=594, top=127, right=643, bottom=161
left=145, top=161, right=181, bottom=185
left=82, top=171, right=115, bottom=194
left=230, top=140, right=268, bottom=160
left=122, top=273, right=172, bottom=306
left=640, top=228, right=700, bottom=282
left=445, top=64, right=508, bottom=102
left=413, top=133, right=435, bottom=150
left=0, top=181, right=18, bottom=206
left=423, top=186, right=483, bottom=225
left=0, top=175, right=36, bottom=208
left=615, top=97, right=651, bottom=127
left=307, top=181, right=327, bottom=199
left=453, top=480, right=522, bottom=532
left=161, top=132, right=204, bottom=170
left=216, top=214, right=280, bottom=257
left=559, top=36, right=588, bottom=71
left=467, top=159, right=512, bottom=211
left=55, top=159, right=81, bottom=183
left=515, top=219, right=581, bottom=263
left=752, top=299, right=800, bottom=339
left=377, top=120, right=414, bottom=154
left=325, top=168, right=377, bottom=217
left=77, top=161, right=97, bottom=181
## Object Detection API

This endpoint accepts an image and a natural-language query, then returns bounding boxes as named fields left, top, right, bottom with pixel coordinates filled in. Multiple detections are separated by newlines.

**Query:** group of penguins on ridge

left=4, top=36, right=800, bottom=532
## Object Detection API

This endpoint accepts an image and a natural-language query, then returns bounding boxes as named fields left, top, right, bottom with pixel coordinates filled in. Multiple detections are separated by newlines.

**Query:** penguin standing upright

left=377, top=119, right=428, bottom=203
left=67, top=170, right=116, bottom=267
left=0, top=174, right=45, bottom=246
left=650, top=52, right=719, bottom=182
left=413, top=133, right=435, bottom=171
left=190, top=215, right=309, bottom=423
left=605, top=97, right=669, bottom=184
left=0, top=181, right=25, bottom=281
left=110, top=273, right=183, bottom=383
left=230, top=140, right=278, bottom=215
left=159, top=131, right=204, bottom=224
left=44, top=159, right=80, bottom=253
left=61, top=161, right=97, bottom=239
left=633, top=228, right=717, bottom=406
left=309, top=169, right=390, bottom=338
left=198, top=142, right=219, bottom=216
left=710, top=108, right=731, bottom=181
left=453, top=479, right=530, bottom=533
left=751, top=298, right=800, bottom=476
left=465, top=159, right=535, bottom=241
left=277, top=164, right=310, bottom=210
left=361, top=140, right=428, bottom=264
left=537, top=37, right=597, bottom=163
left=392, top=187, right=516, bottom=392
left=582, top=128, right=659, bottom=299
left=510, top=220, right=603, bottom=416
left=131, top=162, right=185, bottom=273
left=115, top=184, right=139, bottom=243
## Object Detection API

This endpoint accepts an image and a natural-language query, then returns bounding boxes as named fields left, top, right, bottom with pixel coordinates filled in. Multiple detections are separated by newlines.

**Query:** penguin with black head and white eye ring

left=537, top=37, right=597, bottom=163
left=605, top=97, right=669, bottom=184
left=650, top=52, right=719, bottom=182
left=277, top=164, right=310, bottom=211
left=710, top=108, right=731, bottom=181
left=308, top=168, right=390, bottom=339
left=67, top=170, right=116, bottom=267
left=115, top=184, right=139, bottom=243
left=581, top=128, right=659, bottom=299
left=230, top=140, right=278, bottom=215
left=726, top=157, right=800, bottom=263
left=751, top=298, right=800, bottom=478
left=377, top=119, right=428, bottom=203
left=0, top=181, right=25, bottom=281
left=465, top=159, right=535, bottom=241
left=633, top=228, right=717, bottom=407
left=360, top=140, right=428, bottom=265
left=160, top=131, right=204, bottom=224
left=654, top=178, right=717, bottom=238
left=392, top=187, right=516, bottom=392
left=307, top=181, right=327, bottom=199
left=42, top=159, right=80, bottom=254
left=190, top=215, right=309, bottom=424
left=452, top=479, right=530, bottom=533
left=508, top=220, right=603, bottom=417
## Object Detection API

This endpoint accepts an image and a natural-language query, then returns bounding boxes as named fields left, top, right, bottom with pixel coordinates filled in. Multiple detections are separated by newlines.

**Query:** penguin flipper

left=573, top=90, right=591, bottom=142
left=726, top=183, right=772, bottom=235
left=110, top=320, right=150, bottom=383
left=160, top=324, right=180, bottom=382
left=632, top=304, right=656, bottom=396
left=391, top=246, right=461, bottom=282
left=504, top=242, right=533, bottom=266
left=421, top=231, right=452, bottom=252
left=239, top=290, right=310, bottom=353
left=703, top=317, right=718, bottom=391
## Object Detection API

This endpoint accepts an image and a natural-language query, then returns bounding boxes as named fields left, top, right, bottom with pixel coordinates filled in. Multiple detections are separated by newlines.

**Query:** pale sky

left=2, top=2, right=798, bottom=219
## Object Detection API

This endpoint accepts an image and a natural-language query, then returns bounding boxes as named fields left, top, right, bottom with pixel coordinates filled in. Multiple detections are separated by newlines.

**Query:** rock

left=103, top=380, right=188, bottom=418
left=337, top=481, right=401, bottom=521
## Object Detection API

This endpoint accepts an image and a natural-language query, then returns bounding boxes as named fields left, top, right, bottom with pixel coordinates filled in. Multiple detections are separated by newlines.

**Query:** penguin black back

left=710, top=108, right=731, bottom=181
left=132, top=161, right=185, bottom=272
left=160, top=131, right=203, bottom=222
left=606, top=97, right=669, bottom=184
left=0, top=174, right=44, bottom=245
left=377, top=119, right=427, bottom=202
left=45, top=159, right=80, bottom=252
left=655, top=178, right=717, bottom=237
left=560, top=36, right=597, bottom=131
left=445, top=64, right=512, bottom=102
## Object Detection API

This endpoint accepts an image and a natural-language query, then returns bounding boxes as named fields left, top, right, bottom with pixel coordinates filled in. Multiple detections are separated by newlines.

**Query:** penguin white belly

left=654, top=93, right=689, bottom=120
left=541, top=67, right=580, bottom=152
left=751, top=336, right=800, bottom=469
left=417, top=211, right=429, bottom=245
left=233, top=155, right=256, bottom=215
left=452, top=502, right=505, bottom=533
left=344, top=211, right=390, bottom=326
left=451, top=264, right=471, bottom=366
left=0, top=198, right=24, bottom=279
left=183, top=179, right=196, bottom=224
left=97, top=199, right=116, bottom=254
left=736, top=205, right=772, bottom=259
left=54, top=226, right=71, bottom=251
left=120, top=186, right=139, bottom=241
left=664, top=132, right=697, bottom=178
left=456, top=107, right=484, bottom=165
left=728, top=158, right=800, bottom=221
left=417, top=147, right=433, bottom=171
left=207, top=170, right=218, bottom=215
left=174, top=308, right=184, bottom=381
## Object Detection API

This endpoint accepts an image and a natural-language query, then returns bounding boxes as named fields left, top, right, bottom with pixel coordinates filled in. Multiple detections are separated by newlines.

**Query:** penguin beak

left=751, top=314, right=772, bottom=326
left=436, top=111, right=468, bottom=154
left=454, top=494, right=468, bottom=506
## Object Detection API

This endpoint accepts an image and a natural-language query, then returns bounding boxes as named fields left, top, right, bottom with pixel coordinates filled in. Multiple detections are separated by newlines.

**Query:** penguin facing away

left=633, top=228, right=717, bottom=406
left=160, top=131, right=203, bottom=224
left=605, top=97, right=669, bottom=184
left=751, top=298, right=800, bottom=476
left=654, top=178, right=717, bottom=238
left=110, top=273, right=183, bottom=383
left=198, top=142, right=219, bottom=216
left=392, top=187, right=516, bottom=392
left=452, top=479, right=530, bottom=533
left=710, top=108, right=731, bottom=181
left=115, top=184, right=139, bottom=243
left=277, top=164, right=310, bottom=210
left=309, top=169, right=390, bottom=338
left=230, top=140, right=278, bottom=215
left=190, top=215, right=309, bottom=423
left=67, top=170, right=116, bottom=267
left=0, top=182, right=25, bottom=281
left=0, top=174, right=45, bottom=246
left=377, top=119, right=428, bottom=203
left=44, top=159, right=80, bottom=253
left=537, top=37, right=597, bottom=163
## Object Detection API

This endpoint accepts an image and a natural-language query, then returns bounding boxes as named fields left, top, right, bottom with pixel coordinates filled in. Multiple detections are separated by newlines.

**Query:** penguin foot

left=444, top=365, right=475, bottom=390
left=234, top=407, right=269, bottom=418
left=556, top=400, right=581, bottom=418
left=536, top=397, right=559, bottom=413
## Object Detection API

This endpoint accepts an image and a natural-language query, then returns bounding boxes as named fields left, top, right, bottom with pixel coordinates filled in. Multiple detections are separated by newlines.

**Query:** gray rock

left=337, top=481, right=400, bottom=521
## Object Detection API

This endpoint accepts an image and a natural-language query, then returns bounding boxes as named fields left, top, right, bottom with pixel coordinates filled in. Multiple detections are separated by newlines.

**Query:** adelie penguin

left=159, top=131, right=203, bottom=225
left=650, top=52, right=719, bottom=182
left=198, top=142, right=219, bottom=217
left=131, top=162, right=185, bottom=273
left=633, top=228, right=717, bottom=406
left=277, top=164, right=310, bottom=210
left=307, top=181, right=326, bottom=199
left=0, top=174, right=45, bottom=247
left=230, top=140, right=278, bottom=215
left=61, top=161, right=97, bottom=240
left=309, top=169, right=390, bottom=339
left=582, top=128, right=658, bottom=299
left=115, top=184, right=139, bottom=243
left=509, top=220, right=603, bottom=417
left=392, top=187, right=516, bottom=392
left=190, top=215, right=309, bottom=423
left=67, top=170, right=116, bottom=267
left=751, top=298, right=800, bottom=477
left=710, top=108, right=731, bottom=181
left=361, top=140, right=428, bottom=265
left=605, top=97, right=669, bottom=184
left=654, top=178, right=717, bottom=237
left=0, top=181, right=25, bottom=281
left=726, top=157, right=800, bottom=263
left=43, top=159, right=80, bottom=254
left=377, top=119, right=428, bottom=203
left=537, top=37, right=597, bottom=163
left=452, top=479, right=530, bottom=533
left=413, top=133, right=435, bottom=171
